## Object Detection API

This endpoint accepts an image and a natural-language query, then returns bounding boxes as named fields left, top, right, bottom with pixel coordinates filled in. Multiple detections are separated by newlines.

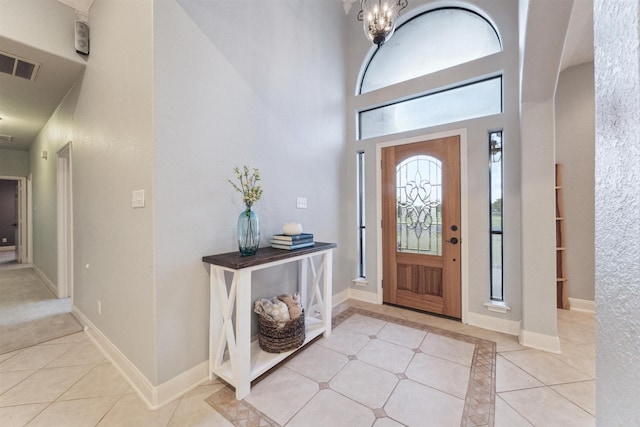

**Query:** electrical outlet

left=296, top=197, right=307, bottom=209
left=97, top=301, right=102, bottom=315
left=1, top=237, right=6, bottom=243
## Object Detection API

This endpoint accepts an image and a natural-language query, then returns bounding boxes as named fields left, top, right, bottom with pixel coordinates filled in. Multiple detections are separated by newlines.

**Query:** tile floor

left=208, top=305, right=495, bottom=426
left=0, top=299, right=595, bottom=426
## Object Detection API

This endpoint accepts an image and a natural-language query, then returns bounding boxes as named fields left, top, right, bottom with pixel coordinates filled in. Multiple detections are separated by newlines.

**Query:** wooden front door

left=382, top=136, right=461, bottom=318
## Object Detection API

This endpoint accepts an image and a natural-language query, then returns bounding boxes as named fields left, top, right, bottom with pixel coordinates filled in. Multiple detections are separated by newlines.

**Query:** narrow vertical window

left=357, top=152, right=366, bottom=278
left=489, top=131, right=503, bottom=301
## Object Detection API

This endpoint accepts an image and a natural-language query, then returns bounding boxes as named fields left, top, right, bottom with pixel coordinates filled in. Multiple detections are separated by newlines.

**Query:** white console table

left=202, top=242, right=336, bottom=400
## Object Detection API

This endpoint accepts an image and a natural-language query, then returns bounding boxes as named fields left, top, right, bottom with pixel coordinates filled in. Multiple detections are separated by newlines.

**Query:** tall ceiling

left=0, top=0, right=593, bottom=153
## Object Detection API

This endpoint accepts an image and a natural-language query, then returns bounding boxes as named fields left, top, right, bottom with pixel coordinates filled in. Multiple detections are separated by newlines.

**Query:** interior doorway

left=0, top=176, right=30, bottom=268
left=57, top=143, right=73, bottom=299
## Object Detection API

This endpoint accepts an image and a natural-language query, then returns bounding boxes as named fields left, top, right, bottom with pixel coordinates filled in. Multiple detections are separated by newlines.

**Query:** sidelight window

left=489, top=131, right=503, bottom=301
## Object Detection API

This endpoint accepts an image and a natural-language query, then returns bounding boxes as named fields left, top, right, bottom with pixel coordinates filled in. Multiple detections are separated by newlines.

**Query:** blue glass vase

left=237, top=208, right=259, bottom=256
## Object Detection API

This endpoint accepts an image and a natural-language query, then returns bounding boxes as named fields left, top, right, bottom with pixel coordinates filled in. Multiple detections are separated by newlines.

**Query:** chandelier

left=358, top=0, right=408, bottom=46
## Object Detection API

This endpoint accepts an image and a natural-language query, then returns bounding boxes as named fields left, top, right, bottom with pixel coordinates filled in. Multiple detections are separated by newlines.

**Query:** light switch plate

left=132, top=190, right=145, bottom=208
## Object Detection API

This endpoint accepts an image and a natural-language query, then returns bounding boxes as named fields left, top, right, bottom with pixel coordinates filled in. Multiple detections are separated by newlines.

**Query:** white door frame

left=0, top=175, right=30, bottom=264
left=375, top=128, right=469, bottom=324
left=57, top=142, right=73, bottom=299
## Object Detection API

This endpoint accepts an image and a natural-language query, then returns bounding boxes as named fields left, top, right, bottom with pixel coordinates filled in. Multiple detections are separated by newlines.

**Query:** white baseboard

left=466, top=311, right=521, bottom=336
left=346, top=287, right=379, bottom=304
left=155, top=360, right=209, bottom=407
left=33, top=265, right=58, bottom=297
left=568, top=298, right=595, bottom=312
left=332, top=287, right=379, bottom=307
left=332, top=288, right=351, bottom=306
left=519, top=328, right=561, bottom=353
left=72, top=306, right=208, bottom=409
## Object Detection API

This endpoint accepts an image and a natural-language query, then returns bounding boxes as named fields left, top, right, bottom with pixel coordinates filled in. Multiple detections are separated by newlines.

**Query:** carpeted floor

left=206, top=306, right=496, bottom=427
left=0, top=267, right=82, bottom=355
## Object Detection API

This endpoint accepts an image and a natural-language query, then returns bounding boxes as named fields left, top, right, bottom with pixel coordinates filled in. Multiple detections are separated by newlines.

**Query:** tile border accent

left=206, top=306, right=496, bottom=427
left=336, top=307, right=497, bottom=427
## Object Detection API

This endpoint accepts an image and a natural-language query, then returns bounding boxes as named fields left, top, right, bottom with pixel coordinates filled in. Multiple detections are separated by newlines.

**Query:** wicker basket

left=258, top=310, right=305, bottom=353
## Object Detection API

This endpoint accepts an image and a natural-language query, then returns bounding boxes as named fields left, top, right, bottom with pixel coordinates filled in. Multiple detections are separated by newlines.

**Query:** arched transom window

left=358, top=7, right=503, bottom=140
left=360, top=7, right=502, bottom=94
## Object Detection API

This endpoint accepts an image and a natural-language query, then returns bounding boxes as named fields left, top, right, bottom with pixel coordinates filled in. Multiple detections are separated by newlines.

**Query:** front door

left=382, top=136, right=461, bottom=318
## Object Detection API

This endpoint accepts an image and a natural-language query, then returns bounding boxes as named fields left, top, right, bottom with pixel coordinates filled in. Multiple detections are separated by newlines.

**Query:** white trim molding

left=466, top=311, right=521, bottom=336
left=72, top=307, right=208, bottom=409
left=375, top=129, right=470, bottom=324
left=333, top=287, right=380, bottom=307
left=568, top=298, right=595, bottom=312
left=519, top=328, right=561, bottom=353
left=352, top=277, right=368, bottom=287
left=483, top=300, right=511, bottom=314
left=348, top=287, right=380, bottom=304
left=332, top=288, right=351, bottom=306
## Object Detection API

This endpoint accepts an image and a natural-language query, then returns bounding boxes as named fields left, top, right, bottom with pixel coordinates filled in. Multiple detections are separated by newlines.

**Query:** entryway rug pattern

left=0, top=268, right=82, bottom=354
left=206, top=306, right=496, bottom=427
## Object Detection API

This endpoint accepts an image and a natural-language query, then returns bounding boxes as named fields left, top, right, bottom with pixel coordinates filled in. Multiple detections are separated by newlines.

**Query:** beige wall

left=556, top=62, right=595, bottom=302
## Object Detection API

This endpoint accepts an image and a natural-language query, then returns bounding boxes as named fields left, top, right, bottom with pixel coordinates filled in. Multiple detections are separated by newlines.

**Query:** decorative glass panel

left=396, top=155, right=442, bottom=255
left=359, top=77, right=502, bottom=140
left=360, top=8, right=502, bottom=94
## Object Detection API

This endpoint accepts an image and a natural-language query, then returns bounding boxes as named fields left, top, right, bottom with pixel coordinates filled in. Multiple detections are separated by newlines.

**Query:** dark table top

left=202, top=242, right=337, bottom=270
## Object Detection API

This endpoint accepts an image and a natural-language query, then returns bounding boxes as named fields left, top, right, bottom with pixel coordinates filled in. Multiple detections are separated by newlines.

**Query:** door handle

left=446, top=237, right=459, bottom=244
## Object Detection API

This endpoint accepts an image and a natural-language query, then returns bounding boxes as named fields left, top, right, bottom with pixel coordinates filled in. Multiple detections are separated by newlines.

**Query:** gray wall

left=154, top=0, right=348, bottom=383
left=519, top=0, right=575, bottom=341
left=556, top=62, right=595, bottom=302
left=594, top=0, right=640, bottom=423
left=29, top=109, right=71, bottom=284
left=0, top=148, right=29, bottom=176
left=69, top=0, right=157, bottom=383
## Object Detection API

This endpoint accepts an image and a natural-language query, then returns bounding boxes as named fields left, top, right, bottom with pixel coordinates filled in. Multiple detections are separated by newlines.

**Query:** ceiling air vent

left=0, top=50, right=40, bottom=81
left=0, top=134, right=15, bottom=142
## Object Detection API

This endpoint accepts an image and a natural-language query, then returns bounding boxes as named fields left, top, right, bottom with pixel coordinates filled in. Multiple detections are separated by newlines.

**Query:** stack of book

left=271, top=233, right=315, bottom=250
